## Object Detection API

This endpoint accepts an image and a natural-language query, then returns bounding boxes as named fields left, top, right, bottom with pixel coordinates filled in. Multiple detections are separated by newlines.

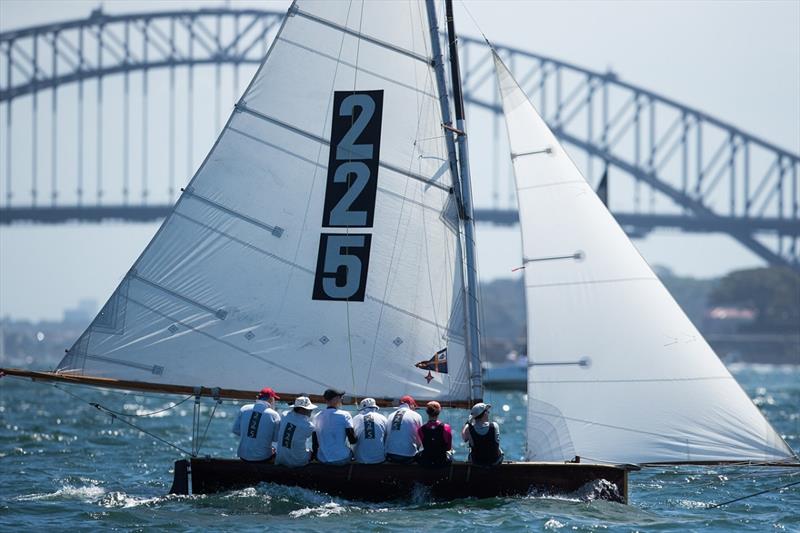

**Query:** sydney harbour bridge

left=1, top=8, right=798, bottom=271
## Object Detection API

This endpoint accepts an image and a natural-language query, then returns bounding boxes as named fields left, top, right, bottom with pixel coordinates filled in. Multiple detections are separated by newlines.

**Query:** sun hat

left=291, top=396, right=317, bottom=410
left=358, top=398, right=379, bottom=412
left=469, top=402, right=491, bottom=420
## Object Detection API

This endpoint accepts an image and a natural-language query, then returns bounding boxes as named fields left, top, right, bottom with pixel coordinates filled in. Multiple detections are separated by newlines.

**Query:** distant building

left=63, top=299, right=97, bottom=325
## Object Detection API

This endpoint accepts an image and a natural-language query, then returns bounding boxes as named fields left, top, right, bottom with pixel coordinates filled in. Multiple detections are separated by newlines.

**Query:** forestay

left=493, top=53, right=795, bottom=464
left=57, top=0, right=471, bottom=403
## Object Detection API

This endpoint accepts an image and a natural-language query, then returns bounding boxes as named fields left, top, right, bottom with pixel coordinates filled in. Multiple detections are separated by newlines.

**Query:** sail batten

left=493, top=52, right=795, bottom=464
left=57, top=0, right=472, bottom=403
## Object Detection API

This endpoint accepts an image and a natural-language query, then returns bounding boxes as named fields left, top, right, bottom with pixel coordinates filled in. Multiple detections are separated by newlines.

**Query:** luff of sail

left=493, top=53, right=796, bottom=464
left=56, top=0, right=472, bottom=405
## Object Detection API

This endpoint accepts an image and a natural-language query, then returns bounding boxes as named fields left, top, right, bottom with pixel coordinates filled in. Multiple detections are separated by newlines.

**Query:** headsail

left=56, top=0, right=472, bottom=404
left=493, top=53, right=795, bottom=464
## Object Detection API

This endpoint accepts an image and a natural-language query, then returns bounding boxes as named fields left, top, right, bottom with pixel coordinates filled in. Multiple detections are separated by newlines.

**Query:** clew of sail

left=493, top=53, right=795, bottom=464
left=56, top=0, right=471, bottom=404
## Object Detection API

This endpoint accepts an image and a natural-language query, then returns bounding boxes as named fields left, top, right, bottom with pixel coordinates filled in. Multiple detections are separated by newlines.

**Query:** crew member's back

left=232, top=387, right=282, bottom=462
left=352, top=398, right=387, bottom=464
left=384, top=395, right=423, bottom=463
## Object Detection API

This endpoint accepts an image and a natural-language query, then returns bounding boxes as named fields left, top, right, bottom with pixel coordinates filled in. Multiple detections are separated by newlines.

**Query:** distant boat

left=3, top=0, right=796, bottom=504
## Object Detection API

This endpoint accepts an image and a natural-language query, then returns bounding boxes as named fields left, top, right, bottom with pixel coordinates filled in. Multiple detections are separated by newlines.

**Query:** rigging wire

left=706, top=472, right=800, bottom=508
left=52, top=383, right=193, bottom=456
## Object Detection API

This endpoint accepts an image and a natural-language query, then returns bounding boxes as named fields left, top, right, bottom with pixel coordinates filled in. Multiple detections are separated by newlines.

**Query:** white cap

left=469, top=402, right=491, bottom=419
left=291, top=396, right=317, bottom=410
left=359, top=397, right=379, bottom=411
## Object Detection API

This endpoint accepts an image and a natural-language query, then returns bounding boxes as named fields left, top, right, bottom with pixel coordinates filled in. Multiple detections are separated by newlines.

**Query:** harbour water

left=1, top=363, right=797, bottom=531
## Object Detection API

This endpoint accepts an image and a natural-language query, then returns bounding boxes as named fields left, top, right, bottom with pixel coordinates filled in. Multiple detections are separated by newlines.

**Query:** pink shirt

left=418, top=420, right=453, bottom=450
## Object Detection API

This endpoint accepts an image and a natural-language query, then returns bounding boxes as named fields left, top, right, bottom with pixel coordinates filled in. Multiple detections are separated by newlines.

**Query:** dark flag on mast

left=415, top=348, right=448, bottom=383
left=597, top=163, right=609, bottom=207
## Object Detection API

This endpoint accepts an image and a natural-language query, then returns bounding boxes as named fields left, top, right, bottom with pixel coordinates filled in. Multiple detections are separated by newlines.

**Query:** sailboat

left=2, top=0, right=796, bottom=504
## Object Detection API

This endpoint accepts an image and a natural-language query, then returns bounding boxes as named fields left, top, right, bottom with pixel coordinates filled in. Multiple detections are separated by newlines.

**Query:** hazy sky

left=1, top=0, right=799, bottom=321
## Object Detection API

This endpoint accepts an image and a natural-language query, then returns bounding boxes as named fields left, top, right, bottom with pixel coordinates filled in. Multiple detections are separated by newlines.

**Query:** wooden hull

left=170, top=458, right=630, bottom=503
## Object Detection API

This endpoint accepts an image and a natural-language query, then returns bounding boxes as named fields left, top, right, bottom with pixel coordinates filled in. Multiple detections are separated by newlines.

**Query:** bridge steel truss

left=0, top=8, right=798, bottom=270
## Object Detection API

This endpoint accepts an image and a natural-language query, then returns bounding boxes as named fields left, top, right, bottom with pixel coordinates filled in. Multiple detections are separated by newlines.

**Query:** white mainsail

left=493, top=53, right=795, bottom=464
left=57, top=0, right=472, bottom=403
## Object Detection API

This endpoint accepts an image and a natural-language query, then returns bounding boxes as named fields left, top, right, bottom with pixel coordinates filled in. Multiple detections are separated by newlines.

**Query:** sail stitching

left=277, top=36, right=438, bottom=99
left=266, top=0, right=353, bottom=341
left=529, top=376, right=734, bottom=384
left=121, top=293, right=331, bottom=388
left=517, top=179, right=586, bottom=191
left=81, top=353, right=164, bottom=375
left=172, top=211, right=313, bottom=273
left=175, top=197, right=462, bottom=338
left=363, top=3, right=455, bottom=391
left=182, top=188, right=284, bottom=237
left=235, top=102, right=450, bottom=192
left=292, top=7, right=432, bottom=65
left=511, top=148, right=552, bottom=159
left=525, top=276, right=657, bottom=289
left=130, top=273, right=227, bottom=319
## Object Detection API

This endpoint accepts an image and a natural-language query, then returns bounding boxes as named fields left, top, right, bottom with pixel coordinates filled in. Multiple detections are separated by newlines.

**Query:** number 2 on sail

left=313, top=90, right=384, bottom=301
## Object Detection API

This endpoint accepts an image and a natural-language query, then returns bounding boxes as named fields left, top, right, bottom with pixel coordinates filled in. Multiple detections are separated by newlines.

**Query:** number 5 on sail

left=313, top=90, right=384, bottom=301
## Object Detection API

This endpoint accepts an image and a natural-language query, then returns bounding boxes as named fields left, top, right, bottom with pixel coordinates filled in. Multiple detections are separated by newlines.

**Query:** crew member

left=461, top=402, right=503, bottom=466
left=313, top=388, right=357, bottom=465
left=275, top=396, right=317, bottom=467
left=416, top=400, right=453, bottom=467
left=352, top=397, right=388, bottom=464
left=232, top=387, right=282, bottom=462
left=384, top=395, right=422, bottom=463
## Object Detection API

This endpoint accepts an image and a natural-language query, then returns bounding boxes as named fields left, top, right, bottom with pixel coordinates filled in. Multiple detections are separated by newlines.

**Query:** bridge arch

left=0, top=7, right=797, bottom=269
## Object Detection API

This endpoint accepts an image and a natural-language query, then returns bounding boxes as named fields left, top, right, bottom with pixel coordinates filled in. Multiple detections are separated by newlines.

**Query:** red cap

left=400, top=395, right=417, bottom=408
left=258, top=387, right=280, bottom=400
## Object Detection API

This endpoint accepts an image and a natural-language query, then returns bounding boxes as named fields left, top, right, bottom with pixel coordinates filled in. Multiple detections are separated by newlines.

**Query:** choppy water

left=1, top=363, right=798, bottom=531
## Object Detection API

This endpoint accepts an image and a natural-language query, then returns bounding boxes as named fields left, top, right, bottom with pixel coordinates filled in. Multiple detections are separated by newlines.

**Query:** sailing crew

left=384, top=395, right=423, bottom=463
left=275, top=396, right=317, bottom=468
left=462, top=402, right=504, bottom=466
left=352, top=398, right=388, bottom=464
left=232, top=387, right=282, bottom=462
left=416, top=401, right=454, bottom=467
left=313, top=388, right=357, bottom=465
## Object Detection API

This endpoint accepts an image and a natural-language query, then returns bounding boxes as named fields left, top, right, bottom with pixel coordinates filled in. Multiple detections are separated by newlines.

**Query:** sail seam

left=277, top=36, right=438, bottom=99
left=173, top=211, right=313, bottom=274
left=529, top=409, right=672, bottom=439
left=526, top=276, right=656, bottom=289
left=82, top=353, right=163, bottom=375
left=227, top=127, right=446, bottom=214
left=292, top=7, right=432, bottom=65
left=130, top=273, right=228, bottom=319
left=183, top=188, right=284, bottom=237
left=121, top=293, right=331, bottom=388
left=174, top=211, right=459, bottom=337
left=529, top=376, right=734, bottom=384
left=517, top=179, right=586, bottom=191
left=234, top=103, right=451, bottom=192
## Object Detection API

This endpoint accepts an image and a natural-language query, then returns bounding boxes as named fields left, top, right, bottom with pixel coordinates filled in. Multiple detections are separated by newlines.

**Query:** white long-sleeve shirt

left=352, top=411, right=388, bottom=463
left=384, top=404, right=422, bottom=457
left=232, top=400, right=281, bottom=461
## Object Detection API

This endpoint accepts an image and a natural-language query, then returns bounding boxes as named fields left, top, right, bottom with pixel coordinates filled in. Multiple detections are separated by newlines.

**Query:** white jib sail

left=494, top=53, right=795, bottom=464
left=57, top=0, right=471, bottom=403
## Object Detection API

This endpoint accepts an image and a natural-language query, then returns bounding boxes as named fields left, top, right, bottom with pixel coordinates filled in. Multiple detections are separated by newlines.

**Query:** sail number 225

left=312, top=90, right=384, bottom=301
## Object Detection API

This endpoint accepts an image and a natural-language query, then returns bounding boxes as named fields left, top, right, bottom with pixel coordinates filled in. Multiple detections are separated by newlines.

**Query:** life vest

left=418, top=423, right=448, bottom=466
left=468, top=423, right=501, bottom=465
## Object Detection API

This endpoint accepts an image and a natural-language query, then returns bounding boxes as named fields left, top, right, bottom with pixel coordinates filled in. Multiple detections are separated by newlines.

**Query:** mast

left=427, top=0, right=483, bottom=402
